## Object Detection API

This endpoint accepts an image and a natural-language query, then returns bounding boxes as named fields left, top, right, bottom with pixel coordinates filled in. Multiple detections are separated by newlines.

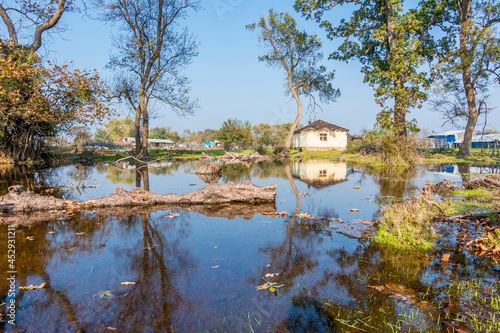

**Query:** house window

left=319, top=170, right=327, bottom=178
left=320, top=133, right=328, bottom=141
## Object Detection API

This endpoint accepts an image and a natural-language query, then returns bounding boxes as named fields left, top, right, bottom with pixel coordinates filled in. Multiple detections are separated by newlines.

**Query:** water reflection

left=292, top=161, right=347, bottom=189
left=1, top=159, right=499, bottom=332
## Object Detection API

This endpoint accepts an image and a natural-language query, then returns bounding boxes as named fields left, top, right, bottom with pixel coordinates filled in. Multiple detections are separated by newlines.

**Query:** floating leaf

left=265, top=273, right=279, bottom=278
left=353, top=186, right=360, bottom=189
left=166, top=213, right=180, bottom=218
left=263, top=211, right=287, bottom=217
left=350, top=209, right=359, bottom=213
left=441, top=253, right=451, bottom=262
left=121, top=282, right=136, bottom=286
left=256, top=281, right=285, bottom=292
left=211, top=265, right=219, bottom=269
left=19, top=282, right=46, bottom=290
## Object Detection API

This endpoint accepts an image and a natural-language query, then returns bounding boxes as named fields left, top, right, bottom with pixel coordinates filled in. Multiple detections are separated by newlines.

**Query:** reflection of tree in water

left=0, top=212, right=114, bottom=332
left=220, top=163, right=252, bottom=182
left=252, top=160, right=288, bottom=180
left=96, top=164, right=136, bottom=186
left=108, top=213, right=197, bottom=331
left=249, top=163, right=339, bottom=331
left=358, top=165, right=419, bottom=198
left=457, top=163, right=471, bottom=182
left=0, top=165, right=59, bottom=195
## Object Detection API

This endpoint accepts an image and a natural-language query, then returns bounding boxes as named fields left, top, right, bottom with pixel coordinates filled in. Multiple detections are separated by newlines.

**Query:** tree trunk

left=134, top=111, right=141, bottom=157
left=458, top=0, right=476, bottom=157
left=394, top=76, right=407, bottom=137
left=137, top=90, right=149, bottom=159
left=384, top=1, right=407, bottom=137
left=284, top=77, right=302, bottom=154
left=141, top=109, right=149, bottom=159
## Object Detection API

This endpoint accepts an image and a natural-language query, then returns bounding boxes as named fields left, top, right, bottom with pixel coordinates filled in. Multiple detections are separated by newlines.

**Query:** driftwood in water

left=463, top=176, right=500, bottom=190
left=0, top=202, right=277, bottom=227
left=218, top=151, right=270, bottom=164
left=421, top=180, right=457, bottom=196
left=196, top=162, right=221, bottom=175
left=0, top=181, right=277, bottom=214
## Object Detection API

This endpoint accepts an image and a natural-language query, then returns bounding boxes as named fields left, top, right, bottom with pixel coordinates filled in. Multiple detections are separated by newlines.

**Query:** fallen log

left=0, top=202, right=277, bottom=227
left=0, top=181, right=277, bottom=214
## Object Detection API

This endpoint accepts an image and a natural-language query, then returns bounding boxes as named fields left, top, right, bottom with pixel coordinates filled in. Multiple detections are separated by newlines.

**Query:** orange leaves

left=262, top=211, right=287, bottom=217
left=1, top=49, right=113, bottom=161
left=441, top=253, right=451, bottom=263
left=19, top=282, right=46, bottom=290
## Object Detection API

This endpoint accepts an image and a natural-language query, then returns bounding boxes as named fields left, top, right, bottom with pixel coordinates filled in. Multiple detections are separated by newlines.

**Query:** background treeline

left=90, top=117, right=298, bottom=148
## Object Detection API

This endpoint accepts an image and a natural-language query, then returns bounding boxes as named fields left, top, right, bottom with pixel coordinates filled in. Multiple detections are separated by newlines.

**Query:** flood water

left=0, top=160, right=499, bottom=332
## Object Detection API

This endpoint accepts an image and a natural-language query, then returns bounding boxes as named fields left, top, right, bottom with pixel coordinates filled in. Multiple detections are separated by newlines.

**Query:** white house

left=293, top=120, right=349, bottom=151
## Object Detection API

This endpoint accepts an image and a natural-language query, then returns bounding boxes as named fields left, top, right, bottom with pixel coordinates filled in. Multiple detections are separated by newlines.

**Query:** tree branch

left=31, top=0, right=66, bottom=52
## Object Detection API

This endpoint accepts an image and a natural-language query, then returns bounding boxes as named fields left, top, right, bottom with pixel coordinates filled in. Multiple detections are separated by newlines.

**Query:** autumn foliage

left=0, top=49, right=111, bottom=162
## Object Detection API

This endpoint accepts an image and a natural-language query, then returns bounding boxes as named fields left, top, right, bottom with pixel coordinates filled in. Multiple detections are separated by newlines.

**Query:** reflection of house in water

left=292, top=160, right=347, bottom=189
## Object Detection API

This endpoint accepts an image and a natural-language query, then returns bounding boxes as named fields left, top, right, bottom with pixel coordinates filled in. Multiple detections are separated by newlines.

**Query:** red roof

left=294, top=120, right=349, bottom=134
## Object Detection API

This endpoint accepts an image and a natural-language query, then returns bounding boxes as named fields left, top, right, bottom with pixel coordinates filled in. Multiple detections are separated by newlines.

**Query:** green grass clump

left=483, top=229, right=500, bottom=249
left=374, top=199, right=437, bottom=252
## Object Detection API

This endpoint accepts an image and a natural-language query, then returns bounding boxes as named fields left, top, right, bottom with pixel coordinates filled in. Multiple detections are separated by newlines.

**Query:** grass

left=442, top=186, right=500, bottom=214
left=483, top=229, right=500, bottom=249
left=445, top=279, right=500, bottom=332
left=374, top=199, right=438, bottom=252
left=421, top=148, right=500, bottom=164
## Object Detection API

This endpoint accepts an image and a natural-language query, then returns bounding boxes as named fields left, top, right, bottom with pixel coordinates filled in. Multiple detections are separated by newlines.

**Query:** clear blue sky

left=45, top=0, right=500, bottom=135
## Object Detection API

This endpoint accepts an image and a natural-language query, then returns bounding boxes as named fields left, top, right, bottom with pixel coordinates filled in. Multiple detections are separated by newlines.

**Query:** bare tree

left=97, top=0, right=200, bottom=158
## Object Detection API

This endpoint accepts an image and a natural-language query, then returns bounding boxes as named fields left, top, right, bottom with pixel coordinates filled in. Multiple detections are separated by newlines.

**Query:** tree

left=0, top=1, right=111, bottom=161
left=294, top=0, right=443, bottom=137
left=97, top=0, right=200, bottom=159
left=67, top=126, right=92, bottom=146
left=0, top=0, right=74, bottom=57
left=435, top=0, right=500, bottom=156
left=93, top=117, right=134, bottom=143
left=149, top=126, right=180, bottom=141
left=215, top=118, right=253, bottom=145
left=247, top=9, right=339, bottom=153
left=0, top=50, right=110, bottom=161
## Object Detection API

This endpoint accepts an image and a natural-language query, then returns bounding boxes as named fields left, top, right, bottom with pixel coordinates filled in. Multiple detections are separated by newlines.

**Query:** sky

left=42, top=0, right=500, bottom=136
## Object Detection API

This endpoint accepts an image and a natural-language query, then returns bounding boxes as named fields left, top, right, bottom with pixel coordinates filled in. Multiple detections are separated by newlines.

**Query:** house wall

left=293, top=131, right=347, bottom=151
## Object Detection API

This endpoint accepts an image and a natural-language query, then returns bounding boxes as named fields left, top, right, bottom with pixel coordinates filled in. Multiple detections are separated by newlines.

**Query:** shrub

left=253, top=144, right=267, bottom=155
left=374, top=198, right=437, bottom=252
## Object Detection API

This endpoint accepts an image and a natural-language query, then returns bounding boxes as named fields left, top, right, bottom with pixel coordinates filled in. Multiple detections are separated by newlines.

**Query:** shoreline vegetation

left=1, top=144, right=497, bottom=166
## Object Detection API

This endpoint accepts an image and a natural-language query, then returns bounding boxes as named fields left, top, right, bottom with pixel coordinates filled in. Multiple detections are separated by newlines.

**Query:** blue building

left=428, top=130, right=466, bottom=148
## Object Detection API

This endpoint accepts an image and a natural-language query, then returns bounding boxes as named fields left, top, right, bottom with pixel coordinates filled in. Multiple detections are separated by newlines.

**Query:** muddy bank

left=0, top=181, right=277, bottom=214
